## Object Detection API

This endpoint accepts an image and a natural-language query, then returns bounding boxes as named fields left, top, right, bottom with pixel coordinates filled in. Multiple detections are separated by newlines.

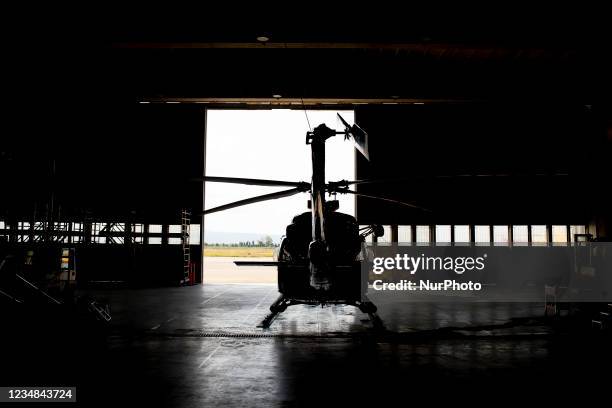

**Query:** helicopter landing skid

left=257, top=294, right=385, bottom=331
left=257, top=294, right=292, bottom=328
left=353, top=299, right=385, bottom=331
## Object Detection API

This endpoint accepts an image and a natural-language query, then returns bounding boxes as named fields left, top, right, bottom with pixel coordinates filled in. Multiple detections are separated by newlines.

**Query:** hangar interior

left=1, top=11, right=611, bottom=407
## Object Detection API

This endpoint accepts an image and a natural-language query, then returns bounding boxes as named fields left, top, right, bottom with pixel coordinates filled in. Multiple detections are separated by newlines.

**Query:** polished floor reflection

left=3, top=284, right=610, bottom=407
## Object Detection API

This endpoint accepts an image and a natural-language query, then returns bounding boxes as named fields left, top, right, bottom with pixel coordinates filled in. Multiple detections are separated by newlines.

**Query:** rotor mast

left=306, top=124, right=338, bottom=290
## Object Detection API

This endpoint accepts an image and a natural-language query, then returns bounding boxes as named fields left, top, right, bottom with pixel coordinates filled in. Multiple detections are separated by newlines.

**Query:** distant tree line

left=204, top=235, right=278, bottom=247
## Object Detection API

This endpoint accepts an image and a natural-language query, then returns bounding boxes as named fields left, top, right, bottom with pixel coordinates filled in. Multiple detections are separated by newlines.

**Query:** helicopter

left=200, top=114, right=429, bottom=328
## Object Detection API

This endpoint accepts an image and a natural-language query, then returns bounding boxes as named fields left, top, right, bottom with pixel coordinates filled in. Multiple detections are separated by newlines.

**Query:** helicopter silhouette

left=200, top=114, right=429, bottom=328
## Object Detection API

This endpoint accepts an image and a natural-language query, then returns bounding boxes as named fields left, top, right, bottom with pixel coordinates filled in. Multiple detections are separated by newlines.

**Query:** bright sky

left=204, top=109, right=355, bottom=236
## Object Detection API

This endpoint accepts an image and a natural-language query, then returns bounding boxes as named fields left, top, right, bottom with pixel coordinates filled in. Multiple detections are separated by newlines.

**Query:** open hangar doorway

left=202, top=109, right=355, bottom=284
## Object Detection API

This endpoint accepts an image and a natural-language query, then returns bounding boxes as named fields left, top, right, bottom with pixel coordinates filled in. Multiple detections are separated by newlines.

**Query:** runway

left=203, top=256, right=276, bottom=284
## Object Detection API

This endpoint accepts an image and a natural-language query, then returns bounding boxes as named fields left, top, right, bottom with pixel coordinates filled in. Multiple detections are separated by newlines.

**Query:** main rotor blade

left=204, top=187, right=304, bottom=215
left=338, top=113, right=370, bottom=161
left=198, top=176, right=309, bottom=188
left=338, top=173, right=570, bottom=186
left=338, top=189, right=431, bottom=212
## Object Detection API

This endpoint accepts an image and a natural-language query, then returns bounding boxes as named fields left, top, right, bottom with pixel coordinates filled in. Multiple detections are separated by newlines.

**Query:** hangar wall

left=2, top=104, right=205, bottom=218
left=1, top=104, right=206, bottom=286
left=355, top=104, right=610, bottom=231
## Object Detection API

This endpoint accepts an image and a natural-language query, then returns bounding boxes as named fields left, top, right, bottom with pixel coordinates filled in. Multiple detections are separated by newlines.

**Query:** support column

left=508, top=225, right=513, bottom=246
left=200, top=108, right=208, bottom=284
left=390, top=225, right=398, bottom=243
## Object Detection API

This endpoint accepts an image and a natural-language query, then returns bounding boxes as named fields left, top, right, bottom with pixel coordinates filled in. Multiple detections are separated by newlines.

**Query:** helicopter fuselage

left=278, top=210, right=364, bottom=302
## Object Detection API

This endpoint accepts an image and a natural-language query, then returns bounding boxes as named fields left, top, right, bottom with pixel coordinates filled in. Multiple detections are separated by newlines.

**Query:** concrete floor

left=203, top=257, right=276, bottom=284
left=3, top=284, right=611, bottom=407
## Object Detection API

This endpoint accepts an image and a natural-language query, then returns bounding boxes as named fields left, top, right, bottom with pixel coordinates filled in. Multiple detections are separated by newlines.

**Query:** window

left=552, top=225, right=568, bottom=243
left=168, top=237, right=182, bottom=245
left=149, top=224, right=162, bottom=234
left=493, top=225, right=509, bottom=244
left=570, top=225, right=586, bottom=242
left=169, top=225, right=182, bottom=234
left=109, top=223, right=125, bottom=232
left=454, top=225, right=470, bottom=243
left=398, top=225, right=412, bottom=243
left=91, top=223, right=107, bottom=244
left=71, top=223, right=83, bottom=243
left=531, top=225, right=547, bottom=243
left=377, top=225, right=392, bottom=243
left=17, top=222, right=30, bottom=242
left=512, top=225, right=529, bottom=243
left=435, top=225, right=451, bottom=243
left=149, top=237, right=162, bottom=245
left=416, top=226, right=430, bottom=243
left=184, top=224, right=200, bottom=245
left=53, top=222, right=68, bottom=231
left=132, top=224, right=143, bottom=233
left=474, top=225, right=490, bottom=243
left=358, top=225, right=372, bottom=245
